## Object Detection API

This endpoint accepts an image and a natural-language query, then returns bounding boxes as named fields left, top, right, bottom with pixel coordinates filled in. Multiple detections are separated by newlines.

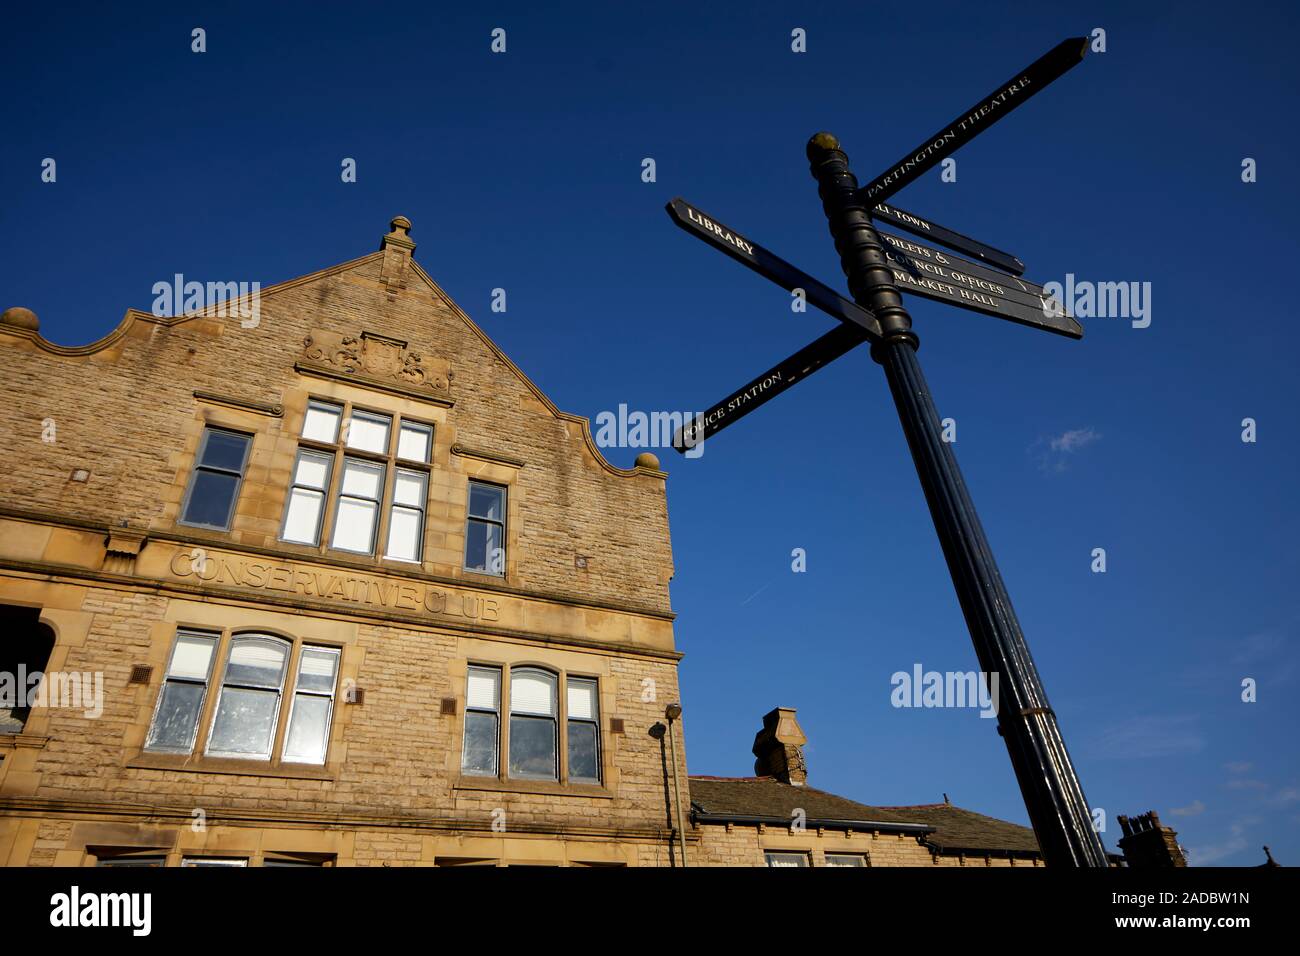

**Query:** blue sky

left=3, top=1, right=1297, bottom=866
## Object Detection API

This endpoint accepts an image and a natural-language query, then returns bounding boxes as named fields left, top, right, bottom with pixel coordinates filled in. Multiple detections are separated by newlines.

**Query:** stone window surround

left=170, top=391, right=525, bottom=587
left=129, top=623, right=345, bottom=780
left=177, top=425, right=254, bottom=533
left=453, top=659, right=612, bottom=796
left=282, top=395, right=438, bottom=563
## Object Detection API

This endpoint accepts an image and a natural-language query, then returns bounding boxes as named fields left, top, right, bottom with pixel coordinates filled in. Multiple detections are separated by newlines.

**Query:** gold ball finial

left=0, top=307, right=39, bottom=331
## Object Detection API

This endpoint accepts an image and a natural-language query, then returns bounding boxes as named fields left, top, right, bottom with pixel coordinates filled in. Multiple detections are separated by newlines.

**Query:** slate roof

left=689, top=776, right=1041, bottom=855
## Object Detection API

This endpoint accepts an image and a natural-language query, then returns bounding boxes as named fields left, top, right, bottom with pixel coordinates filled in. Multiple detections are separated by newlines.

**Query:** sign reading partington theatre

left=167, top=547, right=505, bottom=623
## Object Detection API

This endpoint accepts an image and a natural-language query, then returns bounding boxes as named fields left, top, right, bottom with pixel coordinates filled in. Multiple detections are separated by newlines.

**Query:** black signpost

left=664, top=37, right=1108, bottom=868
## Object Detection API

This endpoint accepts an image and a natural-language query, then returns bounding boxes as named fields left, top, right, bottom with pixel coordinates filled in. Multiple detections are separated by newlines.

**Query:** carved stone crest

left=302, top=329, right=451, bottom=395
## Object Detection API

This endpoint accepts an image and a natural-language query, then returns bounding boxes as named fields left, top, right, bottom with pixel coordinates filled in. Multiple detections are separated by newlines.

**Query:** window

left=282, top=400, right=433, bottom=561
left=144, top=630, right=340, bottom=765
left=96, top=855, right=166, bottom=867
left=180, top=428, right=251, bottom=530
left=0, top=604, right=55, bottom=734
left=182, top=857, right=247, bottom=867
left=346, top=409, right=391, bottom=454
left=509, top=668, right=557, bottom=780
left=566, top=678, right=600, bottom=783
left=331, top=458, right=385, bottom=553
left=385, top=469, right=427, bottom=562
left=397, top=421, right=432, bottom=463
left=465, top=481, right=506, bottom=575
left=824, top=854, right=869, bottom=867
left=144, top=630, right=218, bottom=753
left=461, top=666, right=500, bottom=777
left=302, top=398, right=342, bottom=443
left=207, top=635, right=289, bottom=759
left=264, top=855, right=332, bottom=867
left=281, top=450, right=332, bottom=545
left=764, top=852, right=810, bottom=868
left=282, top=646, right=340, bottom=764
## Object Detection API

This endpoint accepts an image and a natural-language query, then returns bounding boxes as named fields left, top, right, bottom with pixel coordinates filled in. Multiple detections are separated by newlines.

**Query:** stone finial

left=634, top=452, right=660, bottom=470
left=381, top=215, right=416, bottom=253
left=1, top=307, right=40, bottom=331
left=752, top=706, right=808, bottom=786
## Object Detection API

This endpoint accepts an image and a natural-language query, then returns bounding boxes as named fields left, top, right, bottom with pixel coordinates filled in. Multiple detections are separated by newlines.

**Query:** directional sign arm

left=876, top=228, right=1083, bottom=338
left=857, top=36, right=1089, bottom=206
left=671, top=322, right=868, bottom=452
left=869, top=200, right=1026, bottom=276
left=666, top=198, right=882, bottom=342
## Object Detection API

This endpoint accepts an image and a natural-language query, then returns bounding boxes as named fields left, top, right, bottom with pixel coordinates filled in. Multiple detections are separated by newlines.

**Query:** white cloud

left=1049, top=427, right=1101, bottom=454
left=1031, top=427, right=1102, bottom=473
left=1185, top=819, right=1257, bottom=866
left=1087, top=714, right=1204, bottom=760
left=1170, top=800, right=1205, bottom=817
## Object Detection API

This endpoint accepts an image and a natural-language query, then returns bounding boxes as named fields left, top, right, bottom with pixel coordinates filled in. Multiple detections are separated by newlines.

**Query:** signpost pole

left=806, top=132, right=1108, bottom=868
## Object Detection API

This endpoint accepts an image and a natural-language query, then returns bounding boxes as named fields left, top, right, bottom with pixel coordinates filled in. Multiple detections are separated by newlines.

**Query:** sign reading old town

left=662, top=37, right=1110, bottom=867
left=869, top=201, right=1026, bottom=276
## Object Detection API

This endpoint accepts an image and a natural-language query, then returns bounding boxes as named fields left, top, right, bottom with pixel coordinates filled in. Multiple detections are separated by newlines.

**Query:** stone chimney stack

left=752, top=707, right=808, bottom=786
left=1117, top=811, right=1188, bottom=867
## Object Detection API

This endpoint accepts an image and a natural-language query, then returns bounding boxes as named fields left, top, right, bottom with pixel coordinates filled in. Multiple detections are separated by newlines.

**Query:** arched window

left=206, top=634, right=290, bottom=759
left=509, top=668, right=557, bottom=780
left=0, top=605, right=55, bottom=734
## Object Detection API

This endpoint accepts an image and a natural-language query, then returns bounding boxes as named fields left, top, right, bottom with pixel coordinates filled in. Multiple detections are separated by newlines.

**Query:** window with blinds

left=567, top=678, right=600, bottom=783
left=462, top=666, right=501, bottom=777
left=509, top=668, right=557, bottom=780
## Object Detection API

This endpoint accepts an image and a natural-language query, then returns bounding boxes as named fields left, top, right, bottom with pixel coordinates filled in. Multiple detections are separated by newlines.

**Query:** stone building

left=0, top=216, right=1160, bottom=867
left=689, top=707, right=1044, bottom=867
left=0, top=217, right=682, bottom=867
